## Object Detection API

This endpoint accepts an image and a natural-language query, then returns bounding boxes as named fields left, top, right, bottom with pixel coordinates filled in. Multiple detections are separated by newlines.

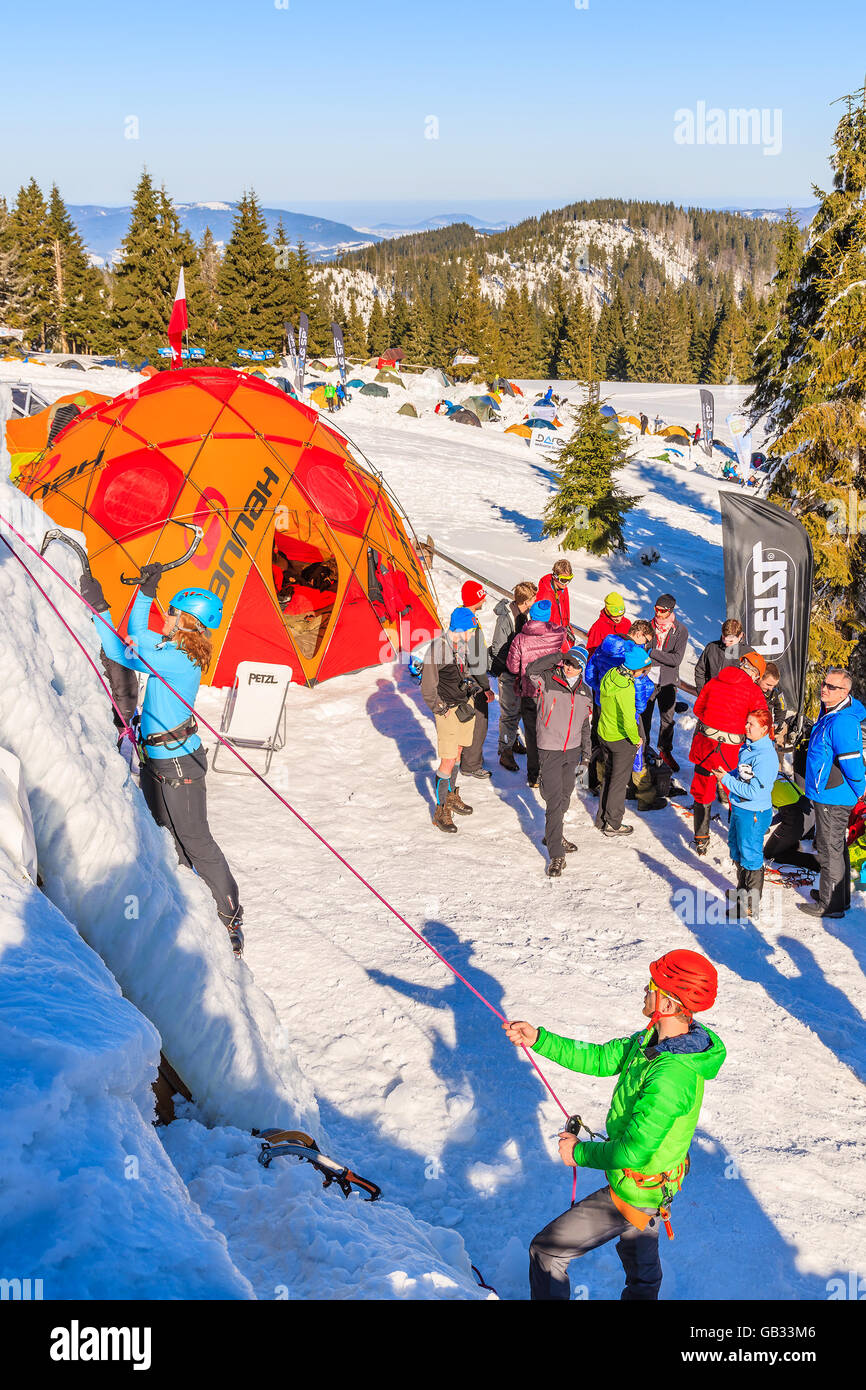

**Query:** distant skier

left=505, top=949, right=725, bottom=1300
left=80, top=563, right=245, bottom=955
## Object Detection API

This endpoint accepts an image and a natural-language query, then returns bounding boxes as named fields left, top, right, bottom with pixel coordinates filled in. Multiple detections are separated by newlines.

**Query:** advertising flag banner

left=331, top=322, right=347, bottom=383
left=699, top=388, right=714, bottom=458
left=720, top=492, right=814, bottom=730
left=297, top=312, right=309, bottom=395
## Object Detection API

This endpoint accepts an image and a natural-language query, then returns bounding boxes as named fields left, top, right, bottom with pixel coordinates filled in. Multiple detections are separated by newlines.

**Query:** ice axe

left=120, top=520, right=203, bottom=584
left=40, top=527, right=93, bottom=577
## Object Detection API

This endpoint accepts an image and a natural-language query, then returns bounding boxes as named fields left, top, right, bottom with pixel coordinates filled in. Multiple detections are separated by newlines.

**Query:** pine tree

left=112, top=172, right=197, bottom=362
left=366, top=295, right=388, bottom=355
left=747, top=208, right=804, bottom=422
left=343, top=290, right=368, bottom=357
left=543, top=400, right=640, bottom=554
left=306, top=272, right=334, bottom=355
left=444, top=267, right=496, bottom=377
left=554, top=295, right=594, bottom=380
left=47, top=185, right=106, bottom=352
left=187, top=226, right=221, bottom=360
left=404, top=294, right=433, bottom=362
left=763, top=89, right=866, bottom=690
left=215, top=189, right=281, bottom=360
left=8, top=180, right=55, bottom=349
left=0, top=195, right=27, bottom=335
left=386, top=292, right=412, bottom=350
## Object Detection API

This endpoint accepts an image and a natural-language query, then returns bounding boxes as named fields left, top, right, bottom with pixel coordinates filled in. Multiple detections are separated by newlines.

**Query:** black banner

left=331, top=321, right=347, bottom=383
left=720, top=493, right=814, bottom=731
left=284, top=320, right=298, bottom=384
left=297, top=312, right=309, bottom=397
left=699, top=388, right=714, bottom=458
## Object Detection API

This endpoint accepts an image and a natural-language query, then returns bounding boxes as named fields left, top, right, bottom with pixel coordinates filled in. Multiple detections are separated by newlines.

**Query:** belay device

left=253, top=1129, right=381, bottom=1202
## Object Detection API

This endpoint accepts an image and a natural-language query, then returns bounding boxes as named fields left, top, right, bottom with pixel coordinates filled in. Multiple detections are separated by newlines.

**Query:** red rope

left=0, top=511, right=580, bottom=1201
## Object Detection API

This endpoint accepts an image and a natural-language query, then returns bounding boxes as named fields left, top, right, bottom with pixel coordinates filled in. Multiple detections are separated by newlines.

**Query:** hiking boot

left=658, top=749, right=680, bottom=772
left=461, top=766, right=492, bottom=779
left=798, top=901, right=843, bottom=918
left=433, top=801, right=458, bottom=833
left=514, top=738, right=527, bottom=754
left=547, top=857, right=566, bottom=877
left=694, top=836, right=710, bottom=857
left=638, top=798, right=668, bottom=812
left=447, top=785, right=473, bottom=815
left=499, top=749, right=519, bottom=772
left=603, top=824, right=634, bottom=837
left=542, top=837, right=577, bottom=852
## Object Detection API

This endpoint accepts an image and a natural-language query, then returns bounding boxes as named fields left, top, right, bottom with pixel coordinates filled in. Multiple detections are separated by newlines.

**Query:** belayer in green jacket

left=504, top=949, right=725, bottom=1300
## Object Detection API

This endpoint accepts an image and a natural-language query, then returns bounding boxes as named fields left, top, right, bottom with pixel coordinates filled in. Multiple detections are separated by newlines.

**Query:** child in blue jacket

left=714, top=707, right=778, bottom=919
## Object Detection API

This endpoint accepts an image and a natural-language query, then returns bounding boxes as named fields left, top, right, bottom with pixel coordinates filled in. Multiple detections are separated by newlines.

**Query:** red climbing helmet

left=649, top=950, right=718, bottom=1014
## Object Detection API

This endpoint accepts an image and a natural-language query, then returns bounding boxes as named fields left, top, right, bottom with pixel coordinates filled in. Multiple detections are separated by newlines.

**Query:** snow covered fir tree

left=543, top=397, right=639, bottom=554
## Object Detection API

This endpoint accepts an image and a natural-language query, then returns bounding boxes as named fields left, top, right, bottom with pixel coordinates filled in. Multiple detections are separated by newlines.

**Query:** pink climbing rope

left=0, top=511, right=580, bottom=1200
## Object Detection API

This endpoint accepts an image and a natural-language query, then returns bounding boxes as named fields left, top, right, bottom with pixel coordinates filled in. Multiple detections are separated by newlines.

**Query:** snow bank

left=0, top=865, right=252, bottom=1299
left=0, top=479, right=318, bottom=1136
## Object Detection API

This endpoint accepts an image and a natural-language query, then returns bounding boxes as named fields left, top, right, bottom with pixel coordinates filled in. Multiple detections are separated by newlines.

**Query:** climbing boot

left=547, top=857, right=566, bottom=877
left=499, top=749, right=519, bottom=772
left=694, top=835, right=710, bottom=858
left=448, top=783, right=473, bottom=815
left=433, top=801, right=458, bottom=833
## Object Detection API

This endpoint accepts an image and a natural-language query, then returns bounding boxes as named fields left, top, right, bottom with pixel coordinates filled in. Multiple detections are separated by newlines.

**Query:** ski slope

left=1, top=360, right=863, bottom=1300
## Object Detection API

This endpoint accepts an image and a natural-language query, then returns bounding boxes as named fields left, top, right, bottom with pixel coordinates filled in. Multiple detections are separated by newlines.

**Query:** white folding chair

left=211, top=661, right=293, bottom=776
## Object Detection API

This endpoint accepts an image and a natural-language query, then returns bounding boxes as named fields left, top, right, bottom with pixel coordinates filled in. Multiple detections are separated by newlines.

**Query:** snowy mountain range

left=723, top=205, right=818, bottom=227
left=69, top=201, right=383, bottom=267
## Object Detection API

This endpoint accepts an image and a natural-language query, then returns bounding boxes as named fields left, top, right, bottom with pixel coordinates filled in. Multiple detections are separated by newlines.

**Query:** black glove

left=137, top=562, right=165, bottom=598
left=79, top=572, right=109, bottom=613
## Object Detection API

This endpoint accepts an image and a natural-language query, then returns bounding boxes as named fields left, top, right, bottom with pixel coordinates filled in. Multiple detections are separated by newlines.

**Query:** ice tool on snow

left=253, top=1129, right=381, bottom=1201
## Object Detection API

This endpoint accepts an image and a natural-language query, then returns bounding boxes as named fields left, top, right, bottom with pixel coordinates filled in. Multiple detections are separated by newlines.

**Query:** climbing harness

left=622, top=1157, right=690, bottom=1240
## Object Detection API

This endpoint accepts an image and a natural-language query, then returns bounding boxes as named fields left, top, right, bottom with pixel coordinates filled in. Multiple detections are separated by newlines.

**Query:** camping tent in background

left=140, top=365, right=160, bottom=378
left=461, top=395, right=500, bottom=422
left=379, top=348, right=404, bottom=365
left=7, top=382, right=50, bottom=419
left=57, top=359, right=86, bottom=371
left=504, top=423, right=532, bottom=439
left=18, top=368, right=439, bottom=688
left=450, top=408, right=481, bottom=428
left=397, top=402, right=419, bottom=418
left=495, top=378, right=524, bottom=397
left=346, top=378, right=365, bottom=389
left=308, top=385, right=328, bottom=408
left=374, top=369, right=405, bottom=387
left=308, top=359, right=331, bottom=372
left=617, top=413, right=642, bottom=428
left=526, top=403, right=557, bottom=424
left=659, top=425, right=691, bottom=442
left=271, top=376, right=298, bottom=398
left=303, top=380, right=327, bottom=391
left=713, top=440, right=738, bottom=462
left=421, top=367, right=452, bottom=388
left=360, top=382, right=389, bottom=397
left=524, top=416, right=561, bottom=431
left=6, top=390, right=113, bottom=482
left=599, top=405, right=618, bottom=418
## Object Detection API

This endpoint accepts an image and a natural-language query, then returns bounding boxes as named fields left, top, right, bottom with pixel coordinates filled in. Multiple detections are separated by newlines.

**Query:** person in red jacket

left=689, top=650, right=768, bottom=856
left=586, top=592, right=630, bottom=652
left=536, top=560, right=574, bottom=635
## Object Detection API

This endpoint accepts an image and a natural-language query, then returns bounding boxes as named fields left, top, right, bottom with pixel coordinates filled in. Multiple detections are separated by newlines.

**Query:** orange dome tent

left=18, top=368, right=440, bottom=687
left=6, top=389, right=112, bottom=482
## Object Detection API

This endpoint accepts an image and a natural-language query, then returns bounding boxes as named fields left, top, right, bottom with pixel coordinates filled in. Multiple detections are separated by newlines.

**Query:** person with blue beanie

left=713, top=707, right=779, bottom=920
left=421, top=607, right=491, bottom=831
left=79, top=561, right=245, bottom=955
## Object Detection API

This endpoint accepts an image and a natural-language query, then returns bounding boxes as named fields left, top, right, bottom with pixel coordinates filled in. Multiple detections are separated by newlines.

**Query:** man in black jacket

left=642, top=593, right=688, bottom=771
left=490, top=581, right=537, bottom=772
left=694, top=618, right=743, bottom=692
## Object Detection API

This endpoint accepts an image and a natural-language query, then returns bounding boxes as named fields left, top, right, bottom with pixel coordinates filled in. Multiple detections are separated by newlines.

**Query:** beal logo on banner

left=744, top=541, right=795, bottom=657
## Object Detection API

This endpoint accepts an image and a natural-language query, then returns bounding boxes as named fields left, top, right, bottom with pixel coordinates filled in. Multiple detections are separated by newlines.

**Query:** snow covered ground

left=1, top=360, right=864, bottom=1301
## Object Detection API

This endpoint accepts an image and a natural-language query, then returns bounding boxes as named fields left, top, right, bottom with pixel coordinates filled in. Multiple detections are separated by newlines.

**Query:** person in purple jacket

left=526, top=645, right=592, bottom=877
left=507, top=599, right=567, bottom=789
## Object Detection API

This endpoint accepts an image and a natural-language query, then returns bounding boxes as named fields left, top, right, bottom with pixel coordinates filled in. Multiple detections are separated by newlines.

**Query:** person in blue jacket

left=713, top=707, right=778, bottom=920
left=80, top=561, right=245, bottom=956
left=801, top=668, right=866, bottom=918
left=585, top=632, right=657, bottom=804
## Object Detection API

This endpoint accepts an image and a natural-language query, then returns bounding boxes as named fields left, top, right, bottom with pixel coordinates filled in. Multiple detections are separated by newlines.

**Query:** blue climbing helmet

left=623, top=644, right=652, bottom=672
left=169, top=587, right=224, bottom=630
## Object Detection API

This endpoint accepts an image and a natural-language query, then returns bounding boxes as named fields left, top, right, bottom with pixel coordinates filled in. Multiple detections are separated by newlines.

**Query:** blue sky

left=3, top=0, right=864, bottom=220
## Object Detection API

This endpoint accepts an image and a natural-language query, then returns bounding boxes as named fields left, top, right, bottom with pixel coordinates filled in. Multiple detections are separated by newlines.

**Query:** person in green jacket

left=596, top=645, right=652, bottom=836
left=504, top=949, right=725, bottom=1300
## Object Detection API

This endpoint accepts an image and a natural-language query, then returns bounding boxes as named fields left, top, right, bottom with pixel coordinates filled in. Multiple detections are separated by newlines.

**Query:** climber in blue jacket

left=80, top=561, right=245, bottom=956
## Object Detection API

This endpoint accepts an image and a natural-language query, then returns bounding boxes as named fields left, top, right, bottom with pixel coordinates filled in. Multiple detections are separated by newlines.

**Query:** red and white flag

left=167, top=267, right=188, bottom=368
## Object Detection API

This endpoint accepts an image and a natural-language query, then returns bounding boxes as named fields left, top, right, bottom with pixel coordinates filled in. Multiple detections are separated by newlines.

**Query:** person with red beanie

left=689, top=650, right=768, bottom=856
left=505, top=950, right=725, bottom=1301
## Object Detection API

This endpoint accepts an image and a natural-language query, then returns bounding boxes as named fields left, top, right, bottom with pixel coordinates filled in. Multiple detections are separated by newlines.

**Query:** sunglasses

left=555, top=576, right=573, bottom=585
left=646, top=980, right=675, bottom=1002
left=821, top=681, right=845, bottom=691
